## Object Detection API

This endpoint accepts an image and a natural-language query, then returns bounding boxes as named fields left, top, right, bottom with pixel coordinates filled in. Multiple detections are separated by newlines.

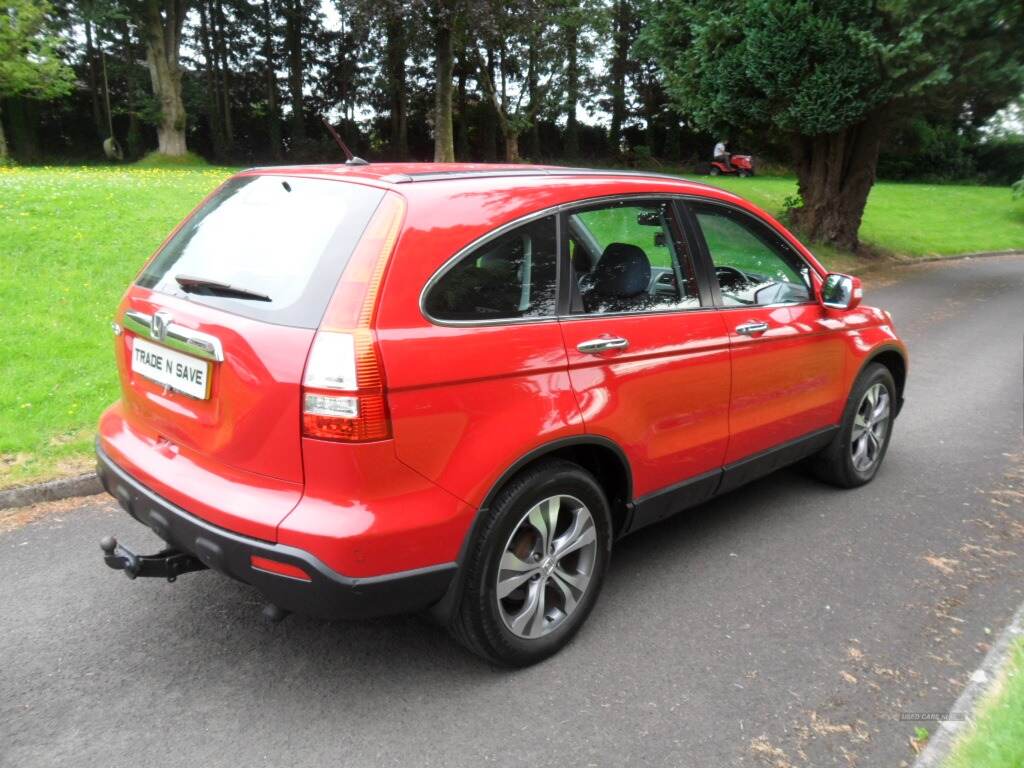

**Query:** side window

left=569, top=201, right=701, bottom=315
left=424, top=215, right=558, bottom=322
left=692, top=203, right=812, bottom=307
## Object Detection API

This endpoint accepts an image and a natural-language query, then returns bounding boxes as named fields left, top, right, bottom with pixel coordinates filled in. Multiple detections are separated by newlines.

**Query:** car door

left=557, top=198, right=732, bottom=530
left=683, top=200, right=846, bottom=474
left=383, top=212, right=584, bottom=511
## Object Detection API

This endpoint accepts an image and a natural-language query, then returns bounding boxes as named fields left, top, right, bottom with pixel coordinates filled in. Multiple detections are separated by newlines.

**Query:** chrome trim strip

left=419, top=207, right=563, bottom=328
left=420, top=193, right=712, bottom=328
left=123, top=310, right=225, bottom=362
left=418, top=192, right=823, bottom=329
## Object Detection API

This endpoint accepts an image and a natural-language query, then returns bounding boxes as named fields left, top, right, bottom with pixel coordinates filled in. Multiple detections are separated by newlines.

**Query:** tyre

left=450, top=459, right=612, bottom=667
left=709, top=166, right=721, bottom=176
left=738, top=169, right=751, bottom=178
left=809, top=363, right=897, bottom=488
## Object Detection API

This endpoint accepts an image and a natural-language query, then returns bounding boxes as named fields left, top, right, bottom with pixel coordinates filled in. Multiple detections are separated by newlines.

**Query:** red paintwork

left=99, top=162, right=907, bottom=579
left=557, top=312, right=731, bottom=497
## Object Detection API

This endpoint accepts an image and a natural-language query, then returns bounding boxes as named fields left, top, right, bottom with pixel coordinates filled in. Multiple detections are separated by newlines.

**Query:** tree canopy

left=0, top=0, right=73, bottom=99
left=644, top=0, right=1024, bottom=248
left=0, top=0, right=74, bottom=159
left=2, top=0, right=1023, bottom=247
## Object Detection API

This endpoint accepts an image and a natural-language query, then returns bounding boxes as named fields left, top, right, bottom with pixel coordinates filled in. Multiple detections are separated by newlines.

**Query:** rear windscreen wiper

left=174, top=274, right=271, bottom=302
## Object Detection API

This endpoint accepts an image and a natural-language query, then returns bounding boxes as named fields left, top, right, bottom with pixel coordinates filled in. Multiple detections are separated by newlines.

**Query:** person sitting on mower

left=713, top=140, right=732, bottom=171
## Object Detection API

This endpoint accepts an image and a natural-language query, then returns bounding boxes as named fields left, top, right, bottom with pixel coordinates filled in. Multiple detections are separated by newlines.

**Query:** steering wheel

left=715, top=265, right=750, bottom=291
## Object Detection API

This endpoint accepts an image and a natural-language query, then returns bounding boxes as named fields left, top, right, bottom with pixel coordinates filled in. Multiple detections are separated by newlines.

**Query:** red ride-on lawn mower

left=709, top=154, right=755, bottom=177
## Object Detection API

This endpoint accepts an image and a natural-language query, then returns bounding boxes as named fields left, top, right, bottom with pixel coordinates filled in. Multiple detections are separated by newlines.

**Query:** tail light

left=301, top=193, right=405, bottom=442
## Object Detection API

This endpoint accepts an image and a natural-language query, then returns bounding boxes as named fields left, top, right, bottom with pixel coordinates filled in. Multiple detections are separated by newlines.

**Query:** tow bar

left=100, top=536, right=208, bottom=582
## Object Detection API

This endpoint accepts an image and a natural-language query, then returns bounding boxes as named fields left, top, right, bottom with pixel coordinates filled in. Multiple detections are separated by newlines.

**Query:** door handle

left=577, top=336, right=630, bottom=354
left=735, top=321, right=770, bottom=336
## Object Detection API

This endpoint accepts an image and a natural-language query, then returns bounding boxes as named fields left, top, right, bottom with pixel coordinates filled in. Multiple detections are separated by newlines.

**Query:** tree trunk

left=524, top=42, right=540, bottom=160
left=564, top=25, right=580, bottom=159
left=790, top=117, right=885, bottom=251
left=479, top=49, right=497, bottom=161
left=122, top=22, right=143, bottom=159
left=284, top=0, right=305, bottom=145
left=503, top=131, right=520, bottom=163
left=455, top=52, right=469, bottom=160
left=84, top=21, right=105, bottom=140
left=476, top=47, right=520, bottom=163
left=261, top=0, right=281, bottom=160
left=608, top=0, right=631, bottom=154
left=141, top=0, right=189, bottom=156
left=198, top=2, right=225, bottom=159
left=212, top=0, right=233, bottom=154
left=663, top=117, right=681, bottom=162
left=433, top=10, right=455, bottom=162
left=385, top=14, right=408, bottom=160
left=7, top=97, right=40, bottom=161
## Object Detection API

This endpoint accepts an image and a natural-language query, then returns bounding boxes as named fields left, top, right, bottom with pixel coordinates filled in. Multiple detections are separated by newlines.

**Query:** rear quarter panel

left=375, top=181, right=592, bottom=509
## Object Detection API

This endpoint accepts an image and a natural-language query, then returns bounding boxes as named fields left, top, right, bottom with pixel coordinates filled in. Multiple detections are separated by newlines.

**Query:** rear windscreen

left=137, top=175, right=385, bottom=328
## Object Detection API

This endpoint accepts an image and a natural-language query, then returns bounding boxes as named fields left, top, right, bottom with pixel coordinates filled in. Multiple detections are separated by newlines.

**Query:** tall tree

left=118, top=18, right=145, bottom=159
left=553, top=0, right=604, bottom=159
left=562, top=19, right=579, bottom=157
left=0, top=0, right=74, bottom=160
left=136, top=0, right=191, bottom=155
left=454, top=44, right=470, bottom=158
left=211, top=0, right=232, bottom=153
left=431, top=0, right=456, bottom=161
left=474, top=0, right=556, bottom=162
left=383, top=6, right=408, bottom=158
left=606, top=0, right=635, bottom=154
left=282, top=0, right=305, bottom=145
left=197, top=0, right=225, bottom=157
left=646, top=0, right=1024, bottom=250
left=83, top=17, right=105, bottom=138
left=475, top=44, right=524, bottom=161
left=259, top=0, right=281, bottom=159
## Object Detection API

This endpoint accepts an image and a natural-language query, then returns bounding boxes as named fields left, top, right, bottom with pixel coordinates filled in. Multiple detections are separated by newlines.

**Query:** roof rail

left=379, top=167, right=704, bottom=186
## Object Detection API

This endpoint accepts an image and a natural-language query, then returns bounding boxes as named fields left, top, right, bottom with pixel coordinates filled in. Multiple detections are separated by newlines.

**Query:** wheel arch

left=477, top=435, right=634, bottom=537
left=859, top=344, right=908, bottom=415
left=429, top=435, right=634, bottom=625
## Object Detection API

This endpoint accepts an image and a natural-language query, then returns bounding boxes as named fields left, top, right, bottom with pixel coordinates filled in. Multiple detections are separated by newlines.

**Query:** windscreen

left=137, top=175, right=386, bottom=328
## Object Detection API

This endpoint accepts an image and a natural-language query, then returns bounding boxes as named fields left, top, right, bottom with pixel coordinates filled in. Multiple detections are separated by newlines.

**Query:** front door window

left=690, top=202, right=812, bottom=307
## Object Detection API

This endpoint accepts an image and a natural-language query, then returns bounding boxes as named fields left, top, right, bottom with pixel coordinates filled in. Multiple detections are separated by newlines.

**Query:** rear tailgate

left=106, top=174, right=386, bottom=541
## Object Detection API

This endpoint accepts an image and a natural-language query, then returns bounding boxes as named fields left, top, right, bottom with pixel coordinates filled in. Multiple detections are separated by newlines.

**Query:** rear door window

left=423, top=215, right=558, bottom=322
left=137, top=175, right=385, bottom=328
left=568, top=200, right=702, bottom=315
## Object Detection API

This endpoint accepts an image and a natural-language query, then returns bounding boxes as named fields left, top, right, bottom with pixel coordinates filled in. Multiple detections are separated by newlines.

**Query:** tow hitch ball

left=100, top=536, right=208, bottom=582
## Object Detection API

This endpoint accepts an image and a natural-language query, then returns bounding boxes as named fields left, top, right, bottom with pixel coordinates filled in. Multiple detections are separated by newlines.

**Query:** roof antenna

left=322, top=118, right=368, bottom=165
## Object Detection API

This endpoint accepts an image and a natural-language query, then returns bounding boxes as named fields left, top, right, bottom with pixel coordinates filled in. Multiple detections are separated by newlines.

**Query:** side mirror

left=820, top=273, right=862, bottom=311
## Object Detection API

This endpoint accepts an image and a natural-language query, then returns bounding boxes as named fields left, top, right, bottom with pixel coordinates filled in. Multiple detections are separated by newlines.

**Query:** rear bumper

left=96, top=443, right=456, bottom=620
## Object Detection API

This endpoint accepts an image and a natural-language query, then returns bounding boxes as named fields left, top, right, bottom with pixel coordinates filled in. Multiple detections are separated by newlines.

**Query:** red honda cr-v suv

left=97, top=163, right=907, bottom=666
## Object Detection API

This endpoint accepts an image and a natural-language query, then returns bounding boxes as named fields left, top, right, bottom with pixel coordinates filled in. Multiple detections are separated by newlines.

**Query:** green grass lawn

left=0, top=166, right=233, bottom=487
left=945, top=638, right=1024, bottom=768
left=0, top=165, right=1022, bottom=488
left=705, top=175, right=1024, bottom=260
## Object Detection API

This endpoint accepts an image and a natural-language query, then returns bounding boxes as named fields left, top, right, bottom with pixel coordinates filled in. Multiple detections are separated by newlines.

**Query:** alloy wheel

left=851, top=383, right=891, bottom=472
left=495, top=495, right=598, bottom=639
